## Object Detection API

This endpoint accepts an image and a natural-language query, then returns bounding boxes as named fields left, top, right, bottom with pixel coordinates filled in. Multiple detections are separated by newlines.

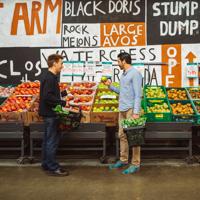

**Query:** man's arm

left=132, top=72, right=142, bottom=117
left=109, top=85, right=120, bottom=94
left=104, top=79, right=120, bottom=94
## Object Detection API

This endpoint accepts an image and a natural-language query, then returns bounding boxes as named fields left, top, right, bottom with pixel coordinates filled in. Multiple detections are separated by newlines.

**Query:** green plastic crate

left=144, top=99, right=172, bottom=122
left=185, top=87, right=200, bottom=100
left=169, top=100, right=196, bottom=123
left=191, top=100, right=200, bottom=124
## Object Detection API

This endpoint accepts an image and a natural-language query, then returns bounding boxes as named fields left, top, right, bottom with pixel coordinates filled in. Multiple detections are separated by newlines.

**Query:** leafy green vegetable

left=53, top=105, right=69, bottom=116
left=121, top=116, right=146, bottom=128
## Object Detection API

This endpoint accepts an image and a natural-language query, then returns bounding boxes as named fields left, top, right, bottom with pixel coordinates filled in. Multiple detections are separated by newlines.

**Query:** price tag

left=85, top=61, right=96, bottom=76
left=62, top=61, right=73, bottom=76
left=186, top=63, right=198, bottom=78
left=100, top=95, right=117, bottom=99
left=102, top=62, right=113, bottom=78
left=72, top=61, right=84, bottom=76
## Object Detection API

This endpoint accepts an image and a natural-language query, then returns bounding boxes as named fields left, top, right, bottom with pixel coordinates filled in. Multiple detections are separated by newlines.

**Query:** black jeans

left=42, top=117, right=61, bottom=171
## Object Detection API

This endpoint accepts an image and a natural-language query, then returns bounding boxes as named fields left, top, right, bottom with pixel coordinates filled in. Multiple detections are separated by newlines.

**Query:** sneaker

left=47, top=168, right=69, bottom=176
left=122, top=165, right=140, bottom=175
left=109, top=160, right=128, bottom=170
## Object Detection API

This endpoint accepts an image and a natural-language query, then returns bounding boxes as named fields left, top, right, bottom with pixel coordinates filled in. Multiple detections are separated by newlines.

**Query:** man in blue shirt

left=106, top=52, right=142, bottom=174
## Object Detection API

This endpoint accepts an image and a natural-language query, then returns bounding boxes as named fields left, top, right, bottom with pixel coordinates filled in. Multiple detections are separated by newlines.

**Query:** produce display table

left=0, top=121, right=26, bottom=164
left=116, top=122, right=193, bottom=161
left=29, top=122, right=107, bottom=163
left=1, top=82, right=200, bottom=163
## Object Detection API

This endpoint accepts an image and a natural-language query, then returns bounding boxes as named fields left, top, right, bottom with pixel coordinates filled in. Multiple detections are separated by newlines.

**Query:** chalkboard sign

left=0, top=48, right=44, bottom=84
left=147, top=0, right=200, bottom=45
left=62, top=0, right=145, bottom=23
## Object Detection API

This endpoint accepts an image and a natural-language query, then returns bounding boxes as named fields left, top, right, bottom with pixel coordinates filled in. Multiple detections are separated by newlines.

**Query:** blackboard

left=147, top=0, right=200, bottom=45
left=62, top=0, right=145, bottom=23
left=0, top=48, right=45, bottom=84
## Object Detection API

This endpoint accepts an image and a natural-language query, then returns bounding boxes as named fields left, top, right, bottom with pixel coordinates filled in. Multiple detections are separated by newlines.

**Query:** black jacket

left=39, top=71, right=67, bottom=117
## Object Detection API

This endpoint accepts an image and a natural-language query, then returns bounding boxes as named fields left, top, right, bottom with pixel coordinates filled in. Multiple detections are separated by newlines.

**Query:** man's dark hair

left=47, top=54, right=63, bottom=68
left=117, top=52, right=131, bottom=64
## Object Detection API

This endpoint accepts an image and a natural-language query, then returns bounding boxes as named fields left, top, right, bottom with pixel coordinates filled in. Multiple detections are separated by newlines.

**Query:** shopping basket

left=123, top=125, right=145, bottom=147
left=57, top=109, right=83, bottom=131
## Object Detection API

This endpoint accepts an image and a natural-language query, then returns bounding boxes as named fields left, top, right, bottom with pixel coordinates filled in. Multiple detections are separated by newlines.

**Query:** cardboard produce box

left=91, top=104, right=119, bottom=126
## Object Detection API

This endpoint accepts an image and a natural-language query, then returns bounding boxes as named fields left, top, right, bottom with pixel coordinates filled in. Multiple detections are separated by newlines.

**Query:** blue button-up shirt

left=110, top=67, right=142, bottom=113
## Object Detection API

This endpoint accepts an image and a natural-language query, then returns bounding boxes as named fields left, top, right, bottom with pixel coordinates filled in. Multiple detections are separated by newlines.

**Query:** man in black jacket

left=39, top=54, right=69, bottom=176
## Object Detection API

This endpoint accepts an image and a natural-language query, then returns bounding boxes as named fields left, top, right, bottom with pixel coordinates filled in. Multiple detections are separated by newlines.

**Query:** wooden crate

left=91, top=111, right=118, bottom=126
left=0, top=111, right=26, bottom=124
left=27, top=112, right=43, bottom=125
left=81, top=111, right=91, bottom=123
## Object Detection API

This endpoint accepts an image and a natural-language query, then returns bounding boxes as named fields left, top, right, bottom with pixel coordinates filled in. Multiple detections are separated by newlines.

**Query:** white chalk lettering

left=152, top=1, right=198, bottom=16
left=109, top=0, right=141, bottom=15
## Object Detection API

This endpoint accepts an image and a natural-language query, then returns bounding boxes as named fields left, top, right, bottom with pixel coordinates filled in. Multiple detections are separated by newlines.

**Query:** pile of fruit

left=14, top=82, right=40, bottom=95
left=66, top=83, right=95, bottom=112
left=93, top=105, right=118, bottom=112
left=59, top=83, right=70, bottom=91
left=14, top=88, right=39, bottom=95
left=0, top=86, right=15, bottom=97
left=147, top=102, right=170, bottom=113
left=170, top=102, right=194, bottom=115
left=97, top=90, right=118, bottom=96
left=79, top=105, right=91, bottom=112
left=167, top=88, right=188, bottom=100
left=98, top=83, right=108, bottom=89
left=72, top=82, right=96, bottom=89
left=188, top=88, right=200, bottom=99
left=17, top=82, right=40, bottom=88
left=68, top=87, right=95, bottom=96
left=94, top=98, right=118, bottom=104
left=145, top=87, right=166, bottom=98
left=0, top=96, right=33, bottom=112
left=70, top=96, right=93, bottom=104
left=94, top=78, right=119, bottom=113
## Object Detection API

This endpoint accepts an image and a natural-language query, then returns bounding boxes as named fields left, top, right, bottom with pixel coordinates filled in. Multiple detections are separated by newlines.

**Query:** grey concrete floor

left=0, top=165, right=200, bottom=200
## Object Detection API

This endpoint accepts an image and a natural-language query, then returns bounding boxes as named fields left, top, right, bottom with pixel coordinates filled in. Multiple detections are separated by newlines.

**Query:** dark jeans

left=42, top=116, right=61, bottom=171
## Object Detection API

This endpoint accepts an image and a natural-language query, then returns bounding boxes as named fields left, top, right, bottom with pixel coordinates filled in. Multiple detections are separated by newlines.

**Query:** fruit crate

left=0, top=95, right=36, bottom=124
left=94, top=86, right=119, bottom=104
left=27, top=97, right=43, bottom=125
left=169, top=100, right=196, bottom=123
left=0, top=84, right=17, bottom=97
left=144, top=85, right=167, bottom=99
left=94, top=91, right=119, bottom=104
left=144, top=99, right=172, bottom=122
left=166, top=87, right=189, bottom=100
left=96, top=88, right=119, bottom=96
left=91, top=103, right=119, bottom=126
left=68, top=87, right=96, bottom=96
left=185, top=87, right=200, bottom=100
left=13, top=82, right=40, bottom=96
left=69, top=95, right=95, bottom=106
left=191, top=100, right=200, bottom=124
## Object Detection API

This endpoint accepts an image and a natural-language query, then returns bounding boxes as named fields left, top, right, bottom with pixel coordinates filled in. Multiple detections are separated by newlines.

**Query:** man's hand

left=132, top=114, right=140, bottom=119
left=104, top=79, right=112, bottom=86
